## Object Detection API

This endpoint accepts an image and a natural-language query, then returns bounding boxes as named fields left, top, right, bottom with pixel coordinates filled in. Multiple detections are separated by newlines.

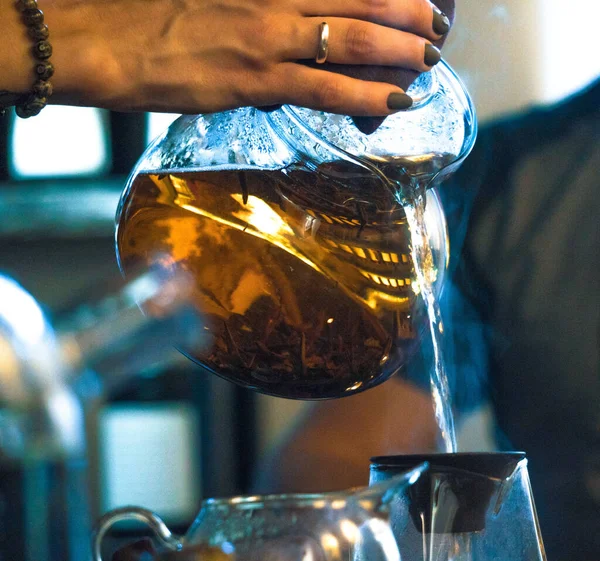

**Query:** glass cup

left=369, top=453, right=547, bottom=561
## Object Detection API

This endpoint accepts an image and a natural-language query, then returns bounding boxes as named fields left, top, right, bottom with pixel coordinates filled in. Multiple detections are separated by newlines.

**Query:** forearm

left=253, top=379, right=439, bottom=493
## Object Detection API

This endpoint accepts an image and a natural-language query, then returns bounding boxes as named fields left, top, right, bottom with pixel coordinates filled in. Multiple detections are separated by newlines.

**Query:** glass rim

left=202, top=465, right=427, bottom=509
left=370, top=451, right=527, bottom=481
left=201, top=491, right=354, bottom=509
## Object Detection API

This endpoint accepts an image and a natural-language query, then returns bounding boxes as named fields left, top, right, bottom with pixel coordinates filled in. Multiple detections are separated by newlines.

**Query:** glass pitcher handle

left=92, top=506, right=183, bottom=561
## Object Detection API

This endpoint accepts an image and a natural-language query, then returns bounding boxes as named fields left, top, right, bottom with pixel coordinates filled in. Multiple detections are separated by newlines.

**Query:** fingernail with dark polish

left=432, top=8, right=450, bottom=35
left=424, top=44, right=441, bottom=67
left=387, top=93, right=413, bottom=111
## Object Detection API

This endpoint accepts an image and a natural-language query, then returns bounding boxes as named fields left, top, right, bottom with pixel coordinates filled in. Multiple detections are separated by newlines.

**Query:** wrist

left=0, top=0, right=130, bottom=111
left=0, top=0, right=34, bottom=97
left=1, top=0, right=171, bottom=113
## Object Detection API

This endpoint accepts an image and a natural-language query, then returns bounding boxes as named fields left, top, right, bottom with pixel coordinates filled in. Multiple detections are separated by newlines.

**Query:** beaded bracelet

left=0, top=0, right=54, bottom=118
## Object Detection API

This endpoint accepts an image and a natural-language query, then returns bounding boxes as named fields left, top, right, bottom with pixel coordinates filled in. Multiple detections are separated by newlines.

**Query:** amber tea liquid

left=117, top=168, right=431, bottom=399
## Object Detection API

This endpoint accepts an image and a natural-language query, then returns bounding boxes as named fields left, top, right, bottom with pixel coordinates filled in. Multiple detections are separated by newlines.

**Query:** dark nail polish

left=424, top=44, right=441, bottom=67
left=432, top=8, right=450, bottom=36
left=387, top=93, right=413, bottom=111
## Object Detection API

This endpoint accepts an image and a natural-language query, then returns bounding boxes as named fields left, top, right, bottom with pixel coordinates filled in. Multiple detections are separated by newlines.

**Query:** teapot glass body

left=116, top=61, right=477, bottom=399
left=93, top=467, right=426, bottom=561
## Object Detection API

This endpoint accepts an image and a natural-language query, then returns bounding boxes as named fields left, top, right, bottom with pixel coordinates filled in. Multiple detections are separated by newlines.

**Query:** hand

left=1, top=0, right=449, bottom=116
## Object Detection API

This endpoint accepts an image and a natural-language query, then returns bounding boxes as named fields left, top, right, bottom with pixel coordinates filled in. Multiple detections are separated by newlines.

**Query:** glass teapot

left=116, top=60, right=477, bottom=400
left=93, top=465, right=426, bottom=561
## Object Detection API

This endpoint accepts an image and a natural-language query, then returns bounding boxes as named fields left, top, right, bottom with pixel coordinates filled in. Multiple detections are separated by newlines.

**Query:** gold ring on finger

left=315, top=22, right=330, bottom=64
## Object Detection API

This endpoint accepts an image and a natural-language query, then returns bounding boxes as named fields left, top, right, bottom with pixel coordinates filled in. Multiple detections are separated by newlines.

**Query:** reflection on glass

left=147, top=112, right=180, bottom=145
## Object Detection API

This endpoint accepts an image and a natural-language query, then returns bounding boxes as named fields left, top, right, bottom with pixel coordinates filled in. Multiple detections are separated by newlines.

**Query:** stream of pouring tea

left=403, top=191, right=457, bottom=453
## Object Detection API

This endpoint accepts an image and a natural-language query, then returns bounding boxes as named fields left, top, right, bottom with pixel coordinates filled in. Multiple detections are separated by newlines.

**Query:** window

left=2, top=109, right=180, bottom=181
left=10, top=106, right=109, bottom=178
left=539, top=0, right=600, bottom=103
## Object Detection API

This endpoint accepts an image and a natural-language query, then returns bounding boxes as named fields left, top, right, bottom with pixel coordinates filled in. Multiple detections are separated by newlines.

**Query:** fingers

left=285, top=17, right=441, bottom=71
left=295, top=0, right=449, bottom=41
left=267, top=63, right=413, bottom=116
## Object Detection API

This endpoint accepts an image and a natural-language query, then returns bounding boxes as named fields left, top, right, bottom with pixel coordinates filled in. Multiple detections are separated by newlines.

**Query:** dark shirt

left=441, top=80, right=600, bottom=559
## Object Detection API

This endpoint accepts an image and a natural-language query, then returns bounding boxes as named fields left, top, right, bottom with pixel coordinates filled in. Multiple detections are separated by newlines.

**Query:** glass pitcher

left=369, top=453, right=547, bottom=561
left=115, top=60, right=477, bottom=400
left=93, top=465, right=426, bottom=561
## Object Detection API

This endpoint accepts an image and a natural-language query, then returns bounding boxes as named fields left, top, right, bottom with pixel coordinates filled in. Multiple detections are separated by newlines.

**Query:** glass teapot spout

left=271, top=60, right=478, bottom=201
left=351, top=463, right=428, bottom=514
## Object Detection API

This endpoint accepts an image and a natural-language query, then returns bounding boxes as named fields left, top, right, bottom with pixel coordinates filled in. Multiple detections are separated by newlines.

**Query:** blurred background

left=0, top=0, right=599, bottom=558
